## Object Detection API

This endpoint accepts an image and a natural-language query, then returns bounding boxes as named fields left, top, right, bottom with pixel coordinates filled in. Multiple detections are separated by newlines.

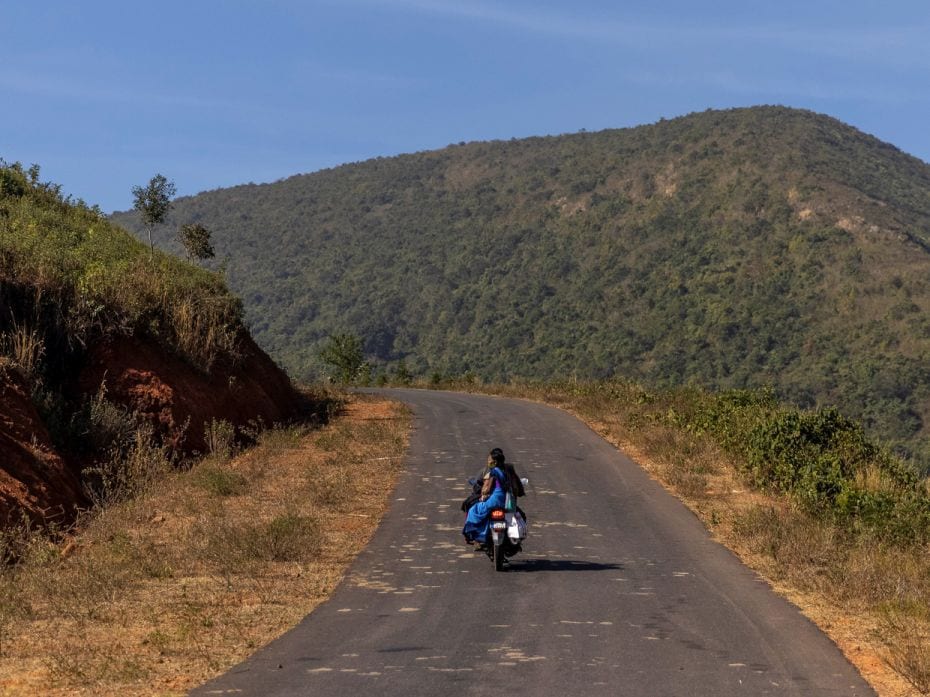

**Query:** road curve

left=193, top=389, right=874, bottom=696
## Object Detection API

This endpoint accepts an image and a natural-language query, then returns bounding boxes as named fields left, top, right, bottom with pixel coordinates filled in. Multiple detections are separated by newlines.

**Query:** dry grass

left=883, top=604, right=930, bottom=695
left=461, top=381, right=928, bottom=697
left=0, top=393, right=410, bottom=696
left=0, top=320, right=44, bottom=381
left=168, top=296, right=242, bottom=372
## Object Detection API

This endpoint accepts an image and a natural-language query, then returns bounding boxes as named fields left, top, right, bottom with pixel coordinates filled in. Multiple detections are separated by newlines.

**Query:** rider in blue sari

left=462, top=449, right=509, bottom=544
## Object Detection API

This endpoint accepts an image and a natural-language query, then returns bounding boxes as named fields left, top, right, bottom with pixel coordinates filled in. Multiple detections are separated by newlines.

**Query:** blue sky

left=2, top=1, right=928, bottom=212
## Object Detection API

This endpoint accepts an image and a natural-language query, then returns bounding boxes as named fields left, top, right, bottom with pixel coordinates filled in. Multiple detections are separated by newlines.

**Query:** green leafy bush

left=667, top=386, right=930, bottom=544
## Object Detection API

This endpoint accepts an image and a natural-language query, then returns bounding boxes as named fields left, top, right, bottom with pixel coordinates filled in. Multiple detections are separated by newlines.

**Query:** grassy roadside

left=427, top=379, right=928, bottom=697
left=0, top=393, right=409, bottom=696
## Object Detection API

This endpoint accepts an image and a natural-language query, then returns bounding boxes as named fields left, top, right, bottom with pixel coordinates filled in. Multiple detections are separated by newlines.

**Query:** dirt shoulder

left=0, top=394, right=410, bottom=696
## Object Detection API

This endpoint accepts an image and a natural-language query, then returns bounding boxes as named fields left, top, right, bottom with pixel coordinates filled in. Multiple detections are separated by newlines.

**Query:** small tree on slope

left=319, top=333, right=366, bottom=384
left=178, top=223, right=215, bottom=263
left=132, top=174, right=176, bottom=261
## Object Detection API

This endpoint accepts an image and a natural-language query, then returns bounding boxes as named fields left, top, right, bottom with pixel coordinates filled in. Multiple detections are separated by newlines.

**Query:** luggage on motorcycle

left=508, top=510, right=527, bottom=541
left=504, top=491, right=516, bottom=512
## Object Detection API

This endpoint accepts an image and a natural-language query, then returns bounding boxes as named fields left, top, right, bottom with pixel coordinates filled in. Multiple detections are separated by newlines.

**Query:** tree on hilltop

left=132, top=174, right=176, bottom=260
left=178, top=223, right=215, bottom=263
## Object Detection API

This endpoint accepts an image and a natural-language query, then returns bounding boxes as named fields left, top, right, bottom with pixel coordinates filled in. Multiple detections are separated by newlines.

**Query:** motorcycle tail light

left=490, top=509, right=505, bottom=520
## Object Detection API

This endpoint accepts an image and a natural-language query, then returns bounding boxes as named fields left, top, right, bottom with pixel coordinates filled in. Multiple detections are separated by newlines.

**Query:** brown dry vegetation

left=0, top=393, right=409, bottom=696
left=454, top=382, right=927, bottom=697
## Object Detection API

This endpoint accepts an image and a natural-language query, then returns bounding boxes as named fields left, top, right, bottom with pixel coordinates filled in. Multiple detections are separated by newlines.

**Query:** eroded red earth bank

left=0, top=333, right=298, bottom=526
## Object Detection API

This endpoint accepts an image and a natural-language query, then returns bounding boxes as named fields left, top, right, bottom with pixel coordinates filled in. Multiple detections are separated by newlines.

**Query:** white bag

left=508, top=511, right=527, bottom=541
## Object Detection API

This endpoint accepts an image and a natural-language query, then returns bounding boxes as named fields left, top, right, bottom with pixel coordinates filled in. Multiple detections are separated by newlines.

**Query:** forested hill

left=112, top=106, right=930, bottom=460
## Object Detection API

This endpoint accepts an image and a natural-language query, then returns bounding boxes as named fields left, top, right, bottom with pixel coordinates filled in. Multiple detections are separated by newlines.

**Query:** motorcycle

left=464, top=477, right=528, bottom=571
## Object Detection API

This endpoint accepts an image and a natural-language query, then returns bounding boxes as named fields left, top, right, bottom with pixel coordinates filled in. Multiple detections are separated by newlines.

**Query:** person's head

left=488, top=447, right=505, bottom=467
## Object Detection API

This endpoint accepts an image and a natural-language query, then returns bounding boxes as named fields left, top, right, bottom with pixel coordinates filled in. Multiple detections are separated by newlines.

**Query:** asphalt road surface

left=193, top=389, right=875, bottom=696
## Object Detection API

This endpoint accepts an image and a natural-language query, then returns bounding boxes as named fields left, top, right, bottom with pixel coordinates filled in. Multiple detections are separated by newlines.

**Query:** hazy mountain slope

left=112, top=106, right=930, bottom=459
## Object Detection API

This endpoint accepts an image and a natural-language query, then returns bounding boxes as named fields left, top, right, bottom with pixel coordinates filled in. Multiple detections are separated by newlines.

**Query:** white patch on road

left=533, top=521, right=589, bottom=528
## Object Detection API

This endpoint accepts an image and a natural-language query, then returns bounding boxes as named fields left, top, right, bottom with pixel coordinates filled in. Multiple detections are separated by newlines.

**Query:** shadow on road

left=510, top=559, right=623, bottom=572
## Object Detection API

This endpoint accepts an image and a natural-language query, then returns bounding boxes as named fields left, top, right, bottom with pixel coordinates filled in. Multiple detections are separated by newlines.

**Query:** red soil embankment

left=77, top=333, right=299, bottom=454
left=0, top=333, right=299, bottom=527
left=0, top=367, right=83, bottom=527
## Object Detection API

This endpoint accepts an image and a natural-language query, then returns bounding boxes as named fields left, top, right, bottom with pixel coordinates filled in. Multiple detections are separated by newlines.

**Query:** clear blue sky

left=2, top=1, right=928, bottom=212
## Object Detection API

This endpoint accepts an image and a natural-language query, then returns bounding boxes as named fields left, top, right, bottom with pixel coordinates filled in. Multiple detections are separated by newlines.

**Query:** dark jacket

left=502, top=462, right=525, bottom=497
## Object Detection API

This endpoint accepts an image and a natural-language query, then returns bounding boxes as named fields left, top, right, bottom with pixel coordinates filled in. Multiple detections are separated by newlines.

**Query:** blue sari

left=462, top=466, right=507, bottom=543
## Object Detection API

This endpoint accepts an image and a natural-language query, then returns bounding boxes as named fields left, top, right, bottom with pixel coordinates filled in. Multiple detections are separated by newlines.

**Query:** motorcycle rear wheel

left=493, top=541, right=505, bottom=571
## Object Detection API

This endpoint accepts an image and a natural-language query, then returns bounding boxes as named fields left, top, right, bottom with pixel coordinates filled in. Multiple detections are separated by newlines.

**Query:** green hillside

left=1, top=161, right=243, bottom=377
left=111, top=106, right=930, bottom=462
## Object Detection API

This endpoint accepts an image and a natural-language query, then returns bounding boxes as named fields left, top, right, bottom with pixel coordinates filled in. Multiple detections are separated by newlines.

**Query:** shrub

left=262, top=514, right=321, bottom=562
left=191, top=464, right=247, bottom=497
left=82, top=424, right=174, bottom=508
left=204, top=418, right=236, bottom=458
left=196, top=513, right=321, bottom=568
left=663, top=387, right=930, bottom=544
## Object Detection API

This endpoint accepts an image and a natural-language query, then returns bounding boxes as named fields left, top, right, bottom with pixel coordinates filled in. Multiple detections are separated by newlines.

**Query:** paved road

left=193, top=389, right=874, bottom=696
